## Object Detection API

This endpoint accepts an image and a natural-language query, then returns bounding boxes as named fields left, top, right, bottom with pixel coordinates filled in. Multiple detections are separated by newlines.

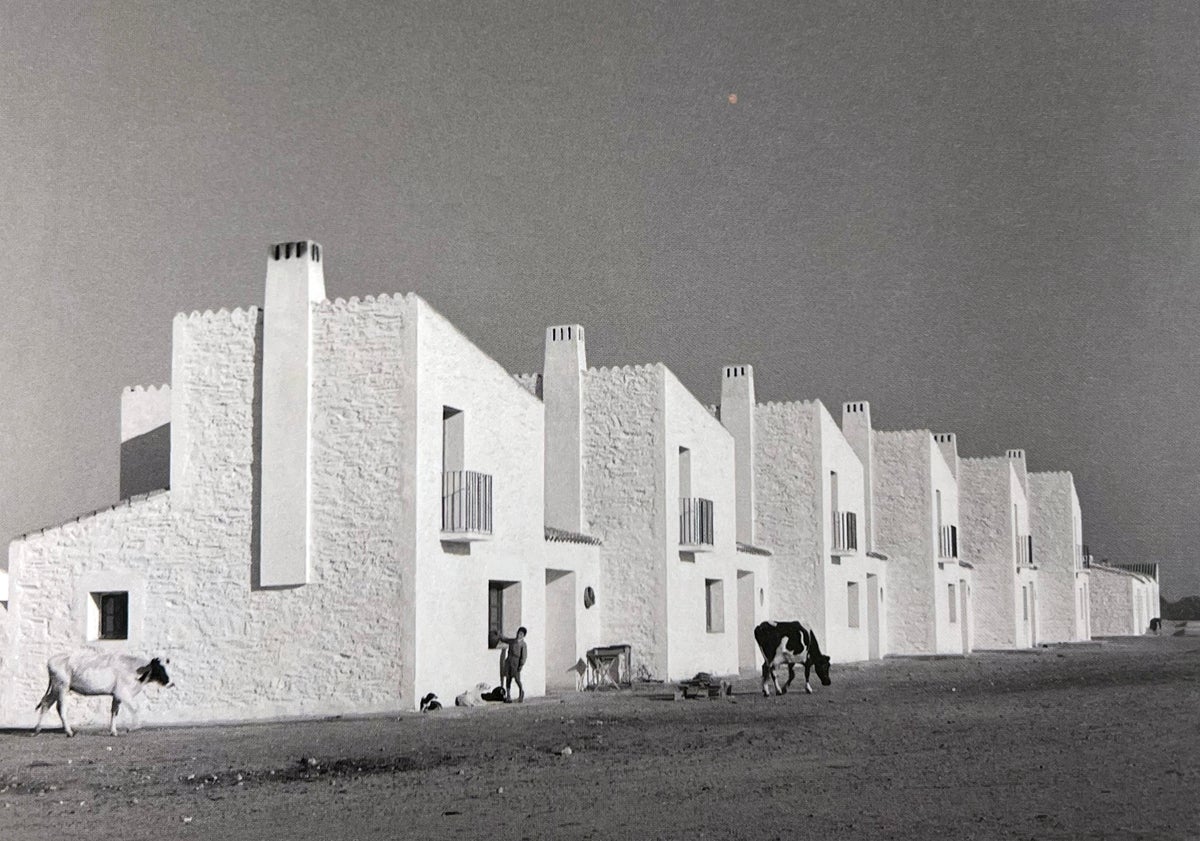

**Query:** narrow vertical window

left=678, top=447, right=692, bottom=498
left=705, top=579, right=724, bottom=633
left=443, top=407, right=464, bottom=473
left=847, top=581, right=860, bottom=628
left=948, top=583, right=957, bottom=623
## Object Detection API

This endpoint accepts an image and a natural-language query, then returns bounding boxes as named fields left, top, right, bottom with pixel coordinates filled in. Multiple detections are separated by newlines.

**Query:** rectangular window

left=94, top=592, right=129, bottom=640
left=679, top=447, right=692, bottom=498
left=948, top=583, right=957, bottom=623
left=443, top=406, right=464, bottom=473
left=487, top=580, right=521, bottom=648
left=847, top=581, right=860, bottom=628
left=1022, top=586, right=1029, bottom=620
left=705, top=579, right=724, bottom=633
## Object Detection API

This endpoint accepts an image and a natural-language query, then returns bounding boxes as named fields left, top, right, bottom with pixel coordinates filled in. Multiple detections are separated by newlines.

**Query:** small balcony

left=441, top=470, right=493, bottom=541
left=680, top=497, right=714, bottom=551
left=938, top=524, right=958, bottom=559
left=1016, top=534, right=1033, bottom=567
left=832, top=510, right=858, bottom=555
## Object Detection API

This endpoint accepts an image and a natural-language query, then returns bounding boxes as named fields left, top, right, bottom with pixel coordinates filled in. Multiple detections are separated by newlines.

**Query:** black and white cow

left=754, top=620, right=831, bottom=697
left=34, top=651, right=172, bottom=737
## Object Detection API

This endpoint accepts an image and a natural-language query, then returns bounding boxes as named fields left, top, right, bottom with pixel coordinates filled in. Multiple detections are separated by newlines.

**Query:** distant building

left=728, top=387, right=887, bottom=664
left=520, top=332, right=768, bottom=682
left=959, top=450, right=1040, bottom=649
left=1089, top=562, right=1159, bottom=636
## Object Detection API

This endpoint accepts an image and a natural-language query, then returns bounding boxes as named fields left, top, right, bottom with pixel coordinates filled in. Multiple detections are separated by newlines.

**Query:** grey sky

left=2, top=2, right=1197, bottom=596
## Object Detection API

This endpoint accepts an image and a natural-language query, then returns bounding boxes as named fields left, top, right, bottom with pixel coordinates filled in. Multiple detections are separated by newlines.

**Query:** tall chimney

left=933, top=433, right=959, bottom=479
left=1006, top=448, right=1028, bottom=497
left=543, top=325, right=586, bottom=532
left=840, top=401, right=875, bottom=552
left=260, top=240, right=325, bottom=587
left=719, top=365, right=756, bottom=545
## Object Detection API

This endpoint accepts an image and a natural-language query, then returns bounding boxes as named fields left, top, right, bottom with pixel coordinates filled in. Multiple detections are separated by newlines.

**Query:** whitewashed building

left=1, top=241, right=604, bottom=727
left=869, top=423, right=974, bottom=656
left=1089, top=563, right=1158, bottom=636
left=518, top=334, right=767, bottom=682
left=1028, top=471, right=1091, bottom=642
left=959, top=450, right=1040, bottom=649
left=726, top=381, right=886, bottom=664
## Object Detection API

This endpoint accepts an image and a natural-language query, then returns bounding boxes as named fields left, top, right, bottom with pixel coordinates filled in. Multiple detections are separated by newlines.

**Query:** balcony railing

left=1016, top=534, right=1033, bottom=566
left=832, top=510, right=858, bottom=554
left=441, top=470, right=493, bottom=540
left=680, top=497, right=714, bottom=550
left=938, top=524, right=958, bottom=559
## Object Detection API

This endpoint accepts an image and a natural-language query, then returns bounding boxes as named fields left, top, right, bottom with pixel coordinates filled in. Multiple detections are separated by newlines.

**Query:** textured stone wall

left=309, top=295, right=415, bottom=710
left=4, top=492, right=173, bottom=726
left=1029, top=472, right=1083, bottom=643
left=583, top=365, right=667, bottom=679
left=755, top=401, right=822, bottom=631
left=1088, top=565, right=1138, bottom=635
left=873, top=431, right=938, bottom=654
left=662, top=369, right=740, bottom=679
left=960, top=458, right=1021, bottom=649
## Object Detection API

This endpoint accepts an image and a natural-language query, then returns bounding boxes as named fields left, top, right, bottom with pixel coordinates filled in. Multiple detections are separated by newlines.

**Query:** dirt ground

left=1, top=635, right=1197, bottom=841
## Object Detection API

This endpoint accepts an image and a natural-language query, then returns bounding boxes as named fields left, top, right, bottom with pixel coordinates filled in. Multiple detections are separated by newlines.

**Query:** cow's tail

left=34, top=675, right=55, bottom=711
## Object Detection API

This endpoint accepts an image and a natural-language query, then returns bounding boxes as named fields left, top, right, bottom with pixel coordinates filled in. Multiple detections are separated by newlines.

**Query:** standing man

left=501, top=627, right=528, bottom=702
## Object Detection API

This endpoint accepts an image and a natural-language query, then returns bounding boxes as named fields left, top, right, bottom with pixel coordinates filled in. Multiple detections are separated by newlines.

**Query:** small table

left=586, top=645, right=631, bottom=690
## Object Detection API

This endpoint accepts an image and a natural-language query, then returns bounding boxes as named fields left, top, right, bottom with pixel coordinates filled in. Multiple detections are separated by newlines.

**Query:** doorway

left=544, top=570, right=576, bottom=690
left=866, top=573, right=881, bottom=660
left=737, top=570, right=756, bottom=673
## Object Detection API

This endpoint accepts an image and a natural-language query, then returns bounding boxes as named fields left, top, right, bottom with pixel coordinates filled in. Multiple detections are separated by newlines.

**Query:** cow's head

left=811, top=653, right=832, bottom=686
left=136, top=657, right=172, bottom=687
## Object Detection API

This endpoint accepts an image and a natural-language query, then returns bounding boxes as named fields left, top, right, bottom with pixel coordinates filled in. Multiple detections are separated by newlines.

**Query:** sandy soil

left=1, top=635, right=1197, bottom=841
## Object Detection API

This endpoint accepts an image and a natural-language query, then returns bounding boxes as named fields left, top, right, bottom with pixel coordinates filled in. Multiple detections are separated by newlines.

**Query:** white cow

left=34, top=651, right=172, bottom=737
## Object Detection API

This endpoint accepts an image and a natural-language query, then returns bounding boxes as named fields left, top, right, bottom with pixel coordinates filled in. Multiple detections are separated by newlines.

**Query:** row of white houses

left=0, top=241, right=1161, bottom=726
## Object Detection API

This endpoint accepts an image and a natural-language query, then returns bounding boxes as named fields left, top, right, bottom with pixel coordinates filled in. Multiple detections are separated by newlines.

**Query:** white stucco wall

left=542, top=539, right=603, bottom=686
left=873, top=430, right=966, bottom=655
left=817, top=407, right=877, bottom=663
left=409, top=299, right=552, bottom=705
left=661, top=369, right=740, bottom=679
left=1029, top=471, right=1087, bottom=643
left=930, top=442, right=968, bottom=653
